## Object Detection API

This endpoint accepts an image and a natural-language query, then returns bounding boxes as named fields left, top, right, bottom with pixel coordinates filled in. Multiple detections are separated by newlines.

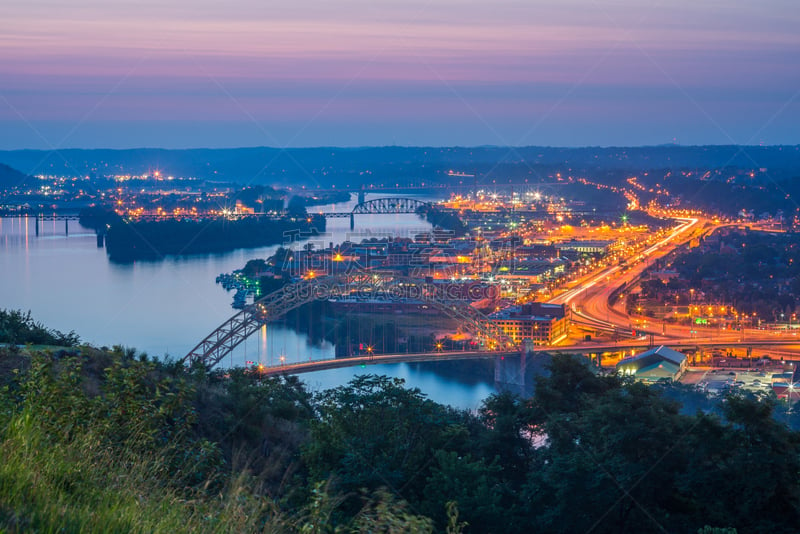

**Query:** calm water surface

left=0, top=194, right=497, bottom=409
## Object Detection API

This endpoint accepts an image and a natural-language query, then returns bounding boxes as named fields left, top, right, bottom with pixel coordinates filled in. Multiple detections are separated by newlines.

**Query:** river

left=0, top=194, right=497, bottom=409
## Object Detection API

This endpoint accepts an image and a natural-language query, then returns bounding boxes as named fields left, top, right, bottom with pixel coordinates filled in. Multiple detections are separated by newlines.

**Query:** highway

left=549, top=216, right=700, bottom=338
left=549, top=216, right=800, bottom=354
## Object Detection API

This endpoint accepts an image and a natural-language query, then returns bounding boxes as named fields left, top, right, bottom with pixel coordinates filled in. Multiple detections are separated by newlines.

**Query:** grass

left=0, top=348, right=444, bottom=533
left=0, top=347, right=283, bottom=533
left=0, top=409, right=283, bottom=533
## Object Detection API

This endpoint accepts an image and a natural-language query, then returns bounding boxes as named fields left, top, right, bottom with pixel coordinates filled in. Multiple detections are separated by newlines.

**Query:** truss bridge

left=320, top=197, right=433, bottom=229
left=184, top=271, right=513, bottom=368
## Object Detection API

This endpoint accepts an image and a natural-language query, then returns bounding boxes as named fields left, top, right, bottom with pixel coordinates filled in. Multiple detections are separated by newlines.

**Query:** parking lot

left=682, top=366, right=790, bottom=395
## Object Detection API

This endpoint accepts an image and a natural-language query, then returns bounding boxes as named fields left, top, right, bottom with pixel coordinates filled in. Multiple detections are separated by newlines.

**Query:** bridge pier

left=493, top=341, right=556, bottom=396
left=350, top=213, right=355, bottom=230
left=65, top=219, right=68, bottom=236
left=494, top=351, right=527, bottom=391
left=35, top=217, right=39, bottom=236
left=494, top=341, right=534, bottom=394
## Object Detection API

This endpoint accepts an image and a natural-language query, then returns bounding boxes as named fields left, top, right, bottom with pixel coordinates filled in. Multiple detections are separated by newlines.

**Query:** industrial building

left=489, top=302, right=569, bottom=345
left=616, top=345, right=688, bottom=382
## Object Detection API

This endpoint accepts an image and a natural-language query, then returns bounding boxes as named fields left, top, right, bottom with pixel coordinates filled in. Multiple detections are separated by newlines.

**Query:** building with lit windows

left=554, top=240, right=613, bottom=254
left=489, top=303, right=569, bottom=345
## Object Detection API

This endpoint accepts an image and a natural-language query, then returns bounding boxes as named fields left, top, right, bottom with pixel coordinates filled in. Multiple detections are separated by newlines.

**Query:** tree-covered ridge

left=0, top=162, right=33, bottom=191
left=2, top=145, right=799, bottom=184
left=1, top=344, right=799, bottom=532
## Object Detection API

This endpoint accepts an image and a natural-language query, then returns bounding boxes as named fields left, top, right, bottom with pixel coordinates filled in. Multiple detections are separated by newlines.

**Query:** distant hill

left=0, top=145, right=798, bottom=187
left=0, top=163, right=34, bottom=190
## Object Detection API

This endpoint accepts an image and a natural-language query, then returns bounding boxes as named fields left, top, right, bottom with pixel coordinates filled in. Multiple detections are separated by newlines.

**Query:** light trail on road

left=546, top=216, right=800, bottom=355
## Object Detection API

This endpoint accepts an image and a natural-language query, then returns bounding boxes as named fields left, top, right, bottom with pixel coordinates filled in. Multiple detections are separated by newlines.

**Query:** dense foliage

left=0, top=309, right=79, bottom=347
left=2, top=344, right=800, bottom=532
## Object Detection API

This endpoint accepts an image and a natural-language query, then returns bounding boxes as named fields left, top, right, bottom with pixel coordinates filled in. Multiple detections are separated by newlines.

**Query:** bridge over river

left=184, top=271, right=515, bottom=369
left=0, top=212, right=83, bottom=237
left=319, top=197, right=435, bottom=229
left=244, top=339, right=800, bottom=376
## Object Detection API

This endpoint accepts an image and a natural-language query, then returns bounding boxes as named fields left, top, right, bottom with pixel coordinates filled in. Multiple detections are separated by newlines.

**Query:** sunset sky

left=1, top=0, right=798, bottom=149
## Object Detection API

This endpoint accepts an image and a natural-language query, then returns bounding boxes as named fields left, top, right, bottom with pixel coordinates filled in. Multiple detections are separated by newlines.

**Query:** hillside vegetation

left=1, top=316, right=799, bottom=532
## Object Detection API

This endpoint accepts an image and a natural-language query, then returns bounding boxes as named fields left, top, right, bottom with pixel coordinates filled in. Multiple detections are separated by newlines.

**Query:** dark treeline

left=638, top=171, right=800, bottom=216
left=3, top=344, right=800, bottom=532
left=104, top=214, right=326, bottom=262
left=300, top=190, right=352, bottom=207
left=284, top=192, right=352, bottom=218
left=231, top=185, right=289, bottom=212
left=3, top=145, right=798, bottom=186
left=419, top=205, right=469, bottom=236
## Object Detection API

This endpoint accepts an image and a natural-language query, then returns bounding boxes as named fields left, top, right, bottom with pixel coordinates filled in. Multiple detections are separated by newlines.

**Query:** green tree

left=422, top=450, right=503, bottom=532
left=195, top=370, right=313, bottom=499
left=478, top=390, right=535, bottom=484
left=680, top=394, right=800, bottom=531
left=527, top=380, right=694, bottom=533
left=287, top=195, right=309, bottom=218
left=302, top=375, right=467, bottom=516
left=242, top=258, right=268, bottom=278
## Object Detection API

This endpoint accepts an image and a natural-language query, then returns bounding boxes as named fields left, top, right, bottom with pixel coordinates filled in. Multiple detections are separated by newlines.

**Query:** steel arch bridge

left=184, top=272, right=513, bottom=368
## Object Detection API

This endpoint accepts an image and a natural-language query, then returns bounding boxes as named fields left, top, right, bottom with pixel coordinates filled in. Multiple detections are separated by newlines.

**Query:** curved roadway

left=549, top=217, right=800, bottom=354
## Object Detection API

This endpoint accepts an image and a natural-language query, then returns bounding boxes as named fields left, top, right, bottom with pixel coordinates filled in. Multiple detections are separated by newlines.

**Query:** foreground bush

left=0, top=350, right=436, bottom=533
left=3, top=347, right=800, bottom=532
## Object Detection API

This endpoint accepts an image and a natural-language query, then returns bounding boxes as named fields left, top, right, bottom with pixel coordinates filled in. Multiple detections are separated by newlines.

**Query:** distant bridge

left=321, top=197, right=433, bottom=229
left=352, top=197, right=431, bottom=215
left=0, top=213, right=81, bottom=220
left=184, top=271, right=513, bottom=368
left=0, top=212, right=83, bottom=237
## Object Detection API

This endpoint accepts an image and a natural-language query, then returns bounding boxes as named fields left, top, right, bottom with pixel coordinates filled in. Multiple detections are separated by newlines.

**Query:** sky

left=1, top=0, right=799, bottom=149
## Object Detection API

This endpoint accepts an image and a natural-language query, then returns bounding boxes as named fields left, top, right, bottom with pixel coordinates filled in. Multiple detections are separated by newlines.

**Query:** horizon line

left=2, top=143, right=799, bottom=152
